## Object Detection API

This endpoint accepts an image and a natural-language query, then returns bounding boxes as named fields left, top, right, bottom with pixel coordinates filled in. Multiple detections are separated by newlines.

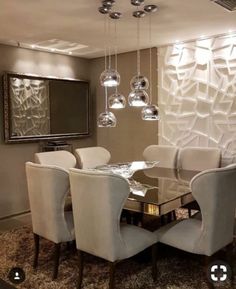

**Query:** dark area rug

left=0, top=218, right=235, bottom=289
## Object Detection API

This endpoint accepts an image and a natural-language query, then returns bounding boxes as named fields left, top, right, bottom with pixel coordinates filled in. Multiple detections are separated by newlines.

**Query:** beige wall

left=0, top=44, right=96, bottom=218
left=0, top=45, right=158, bottom=219
left=90, top=48, right=158, bottom=163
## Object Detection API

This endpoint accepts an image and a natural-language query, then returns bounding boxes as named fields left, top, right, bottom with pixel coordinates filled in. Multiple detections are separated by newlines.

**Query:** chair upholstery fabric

left=177, top=147, right=221, bottom=171
left=69, top=169, right=157, bottom=262
left=155, top=165, right=236, bottom=256
left=26, top=162, right=74, bottom=244
left=75, top=146, right=111, bottom=169
left=143, top=145, right=178, bottom=168
left=35, top=151, right=77, bottom=171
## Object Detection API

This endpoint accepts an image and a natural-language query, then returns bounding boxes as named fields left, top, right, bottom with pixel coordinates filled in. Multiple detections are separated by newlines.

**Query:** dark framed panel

left=3, top=72, right=90, bottom=143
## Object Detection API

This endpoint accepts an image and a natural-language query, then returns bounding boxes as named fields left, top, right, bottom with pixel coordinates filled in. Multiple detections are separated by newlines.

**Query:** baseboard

left=0, top=210, right=30, bottom=221
left=0, top=211, right=31, bottom=232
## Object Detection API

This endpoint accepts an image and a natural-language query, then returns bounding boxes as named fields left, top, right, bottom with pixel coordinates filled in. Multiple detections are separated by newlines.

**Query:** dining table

left=96, top=161, right=200, bottom=217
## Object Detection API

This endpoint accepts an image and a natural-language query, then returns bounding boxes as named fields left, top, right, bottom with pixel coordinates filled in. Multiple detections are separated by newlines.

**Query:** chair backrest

left=25, top=162, right=72, bottom=243
left=69, top=168, right=129, bottom=262
left=190, top=165, right=236, bottom=256
left=178, top=147, right=221, bottom=171
left=143, top=145, right=178, bottom=168
left=74, top=146, right=111, bottom=169
left=35, top=151, right=77, bottom=171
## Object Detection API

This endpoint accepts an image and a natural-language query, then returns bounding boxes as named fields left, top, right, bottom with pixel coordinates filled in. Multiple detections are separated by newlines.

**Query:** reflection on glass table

left=128, top=179, right=157, bottom=197
left=96, top=161, right=159, bottom=178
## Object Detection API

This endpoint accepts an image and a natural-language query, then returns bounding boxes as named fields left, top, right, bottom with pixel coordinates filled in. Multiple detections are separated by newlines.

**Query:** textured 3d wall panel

left=10, top=78, right=50, bottom=136
left=158, top=35, right=236, bottom=165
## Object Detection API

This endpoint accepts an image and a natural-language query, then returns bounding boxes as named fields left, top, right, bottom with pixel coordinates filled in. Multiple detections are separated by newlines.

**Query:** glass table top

left=96, top=161, right=159, bottom=178
left=96, top=163, right=200, bottom=216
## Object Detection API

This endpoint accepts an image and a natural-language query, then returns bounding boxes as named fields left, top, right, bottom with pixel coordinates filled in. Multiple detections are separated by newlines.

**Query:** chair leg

left=33, top=233, right=40, bottom=269
left=160, top=215, right=166, bottom=225
left=204, top=256, right=214, bottom=289
left=77, top=250, right=84, bottom=289
left=226, top=242, right=234, bottom=285
left=151, top=244, right=157, bottom=281
left=125, top=211, right=132, bottom=224
left=188, top=208, right=192, bottom=217
left=109, top=261, right=117, bottom=289
left=167, top=212, right=172, bottom=223
left=172, top=210, right=177, bottom=221
left=52, top=243, right=61, bottom=280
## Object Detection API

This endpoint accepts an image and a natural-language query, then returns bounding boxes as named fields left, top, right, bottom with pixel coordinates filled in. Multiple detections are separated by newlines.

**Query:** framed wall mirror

left=3, top=72, right=90, bottom=143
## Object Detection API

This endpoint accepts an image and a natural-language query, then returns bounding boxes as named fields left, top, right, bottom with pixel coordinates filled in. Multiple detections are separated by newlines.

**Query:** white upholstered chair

left=143, top=145, right=179, bottom=168
left=35, top=150, right=77, bottom=171
left=177, top=147, right=221, bottom=171
left=155, top=165, right=236, bottom=287
left=74, top=146, right=111, bottom=169
left=25, top=162, right=75, bottom=279
left=178, top=147, right=221, bottom=217
left=35, top=150, right=77, bottom=211
left=69, top=168, right=157, bottom=289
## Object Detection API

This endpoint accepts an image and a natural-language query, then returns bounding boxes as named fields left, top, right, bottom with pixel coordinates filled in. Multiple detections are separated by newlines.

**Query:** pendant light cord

left=108, top=16, right=111, bottom=70
left=149, top=13, right=152, bottom=103
left=115, top=19, right=118, bottom=93
left=105, top=86, right=108, bottom=112
left=137, top=14, right=141, bottom=76
left=104, top=14, right=108, bottom=71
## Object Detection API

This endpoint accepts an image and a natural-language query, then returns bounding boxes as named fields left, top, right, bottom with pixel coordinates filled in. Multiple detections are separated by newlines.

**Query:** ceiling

left=0, top=0, right=236, bottom=58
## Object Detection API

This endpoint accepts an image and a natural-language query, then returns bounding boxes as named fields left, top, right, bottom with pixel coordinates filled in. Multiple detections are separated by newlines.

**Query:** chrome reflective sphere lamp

left=107, top=9, right=124, bottom=107
left=129, top=6, right=149, bottom=106
left=141, top=4, right=160, bottom=121
left=142, top=104, right=160, bottom=120
left=98, top=6, right=111, bottom=14
left=97, top=111, right=117, bottom=127
left=102, top=0, right=115, bottom=8
left=108, top=91, right=126, bottom=109
left=109, top=11, right=122, bottom=19
left=128, top=89, right=149, bottom=107
left=144, top=4, right=158, bottom=13
left=130, top=75, right=149, bottom=90
left=98, top=87, right=117, bottom=127
left=100, top=69, right=120, bottom=87
left=131, top=0, right=145, bottom=6
left=132, top=10, right=146, bottom=18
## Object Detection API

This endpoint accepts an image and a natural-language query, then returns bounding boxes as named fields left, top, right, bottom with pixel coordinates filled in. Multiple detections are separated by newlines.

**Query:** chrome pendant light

left=131, top=0, right=145, bottom=6
left=99, top=2, right=120, bottom=88
left=100, top=69, right=120, bottom=87
left=128, top=5, right=149, bottom=107
left=98, top=3, right=117, bottom=127
left=142, top=104, right=159, bottom=120
left=109, top=91, right=126, bottom=109
left=108, top=11, right=126, bottom=109
left=141, top=4, right=160, bottom=121
left=128, top=89, right=149, bottom=107
left=97, top=110, right=117, bottom=127
left=98, top=87, right=117, bottom=127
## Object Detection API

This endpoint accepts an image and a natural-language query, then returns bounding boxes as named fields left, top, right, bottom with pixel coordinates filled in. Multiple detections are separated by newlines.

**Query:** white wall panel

left=158, top=34, right=236, bottom=165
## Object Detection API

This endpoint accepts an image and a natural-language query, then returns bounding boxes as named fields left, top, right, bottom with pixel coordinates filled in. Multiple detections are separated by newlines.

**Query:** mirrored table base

left=125, top=193, right=194, bottom=216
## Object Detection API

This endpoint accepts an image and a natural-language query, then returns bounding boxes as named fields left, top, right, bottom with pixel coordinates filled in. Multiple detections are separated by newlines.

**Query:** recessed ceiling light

left=31, top=45, right=35, bottom=48
left=50, top=48, right=55, bottom=52
left=228, top=29, right=233, bottom=33
left=69, top=51, right=72, bottom=55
